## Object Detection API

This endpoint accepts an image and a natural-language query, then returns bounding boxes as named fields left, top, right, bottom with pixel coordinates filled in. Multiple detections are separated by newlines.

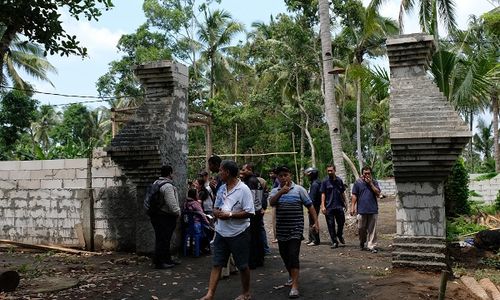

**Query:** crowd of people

left=144, top=155, right=381, bottom=299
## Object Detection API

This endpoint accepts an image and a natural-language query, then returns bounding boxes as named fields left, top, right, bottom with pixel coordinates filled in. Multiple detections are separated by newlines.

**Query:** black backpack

left=144, top=180, right=169, bottom=216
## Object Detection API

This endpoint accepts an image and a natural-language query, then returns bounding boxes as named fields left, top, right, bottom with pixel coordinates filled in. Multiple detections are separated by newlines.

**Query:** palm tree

left=473, top=118, right=493, bottom=160
left=31, top=104, right=60, bottom=153
left=394, top=0, right=457, bottom=37
left=1, top=28, right=56, bottom=90
left=319, top=0, right=347, bottom=179
left=336, top=0, right=398, bottom=171
left=196, top=8, right=245, bottom=99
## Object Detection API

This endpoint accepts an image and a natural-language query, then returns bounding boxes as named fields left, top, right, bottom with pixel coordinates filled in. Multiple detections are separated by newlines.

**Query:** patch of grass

left=17, top=263, right=43, bottom=279
left=373, top=268, right=391, bottom=277
left=473, top=172, right=498, bottom=181
left=470, top=201, right=499, bottom=215
left=469, top=190, right=481, bottom=197
left=446, top=216, right=488, bottom=241
left=474, top=268, right=500, bottom=285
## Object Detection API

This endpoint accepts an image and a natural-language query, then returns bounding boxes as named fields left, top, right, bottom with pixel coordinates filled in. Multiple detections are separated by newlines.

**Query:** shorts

left=278, top=238, right=301, bottom=269
left=212, top=227, right=250, bottom=271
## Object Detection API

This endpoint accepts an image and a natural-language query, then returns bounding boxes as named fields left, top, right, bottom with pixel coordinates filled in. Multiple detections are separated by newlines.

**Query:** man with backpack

left=144, top=165, right=181, bottom=269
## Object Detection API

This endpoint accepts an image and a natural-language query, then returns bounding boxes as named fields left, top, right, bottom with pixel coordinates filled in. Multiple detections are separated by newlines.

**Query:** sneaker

left=289, top=288, right=300, bottom=298
left=370, top=248, right=378, bottom=253
left=284, top=278, right=293, bottom=287
left=306, top=241, right=317, bottom=246
left=154, top=263, right=174, bottom=269
left=338, top=237, right=345, bottom=244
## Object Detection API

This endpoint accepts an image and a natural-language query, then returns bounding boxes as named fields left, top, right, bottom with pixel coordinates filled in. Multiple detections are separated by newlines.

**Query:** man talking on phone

left=351, top=166, right=381, bottom=253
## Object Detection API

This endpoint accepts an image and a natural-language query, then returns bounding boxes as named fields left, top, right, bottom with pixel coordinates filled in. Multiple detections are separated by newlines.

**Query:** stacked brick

left=106, top=61, right=189, bottom=253
left=387, top=34, right=471, bottom=270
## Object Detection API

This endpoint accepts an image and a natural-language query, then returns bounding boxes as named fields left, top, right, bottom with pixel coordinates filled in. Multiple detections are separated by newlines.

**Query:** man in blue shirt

left=351, top=166, right=381, bottom=253
left=269, top=166, right=319, bottom=299
left=320, top=165, right=347, bottom=249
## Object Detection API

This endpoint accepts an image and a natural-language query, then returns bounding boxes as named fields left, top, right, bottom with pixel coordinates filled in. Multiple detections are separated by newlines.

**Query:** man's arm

left=350, top=194, right=358, bottom=216
left=164, top=184, right=180, bottom=216
left=320, top=193, right=327, bottom=214
left=307, top=205, right=319, bottom=232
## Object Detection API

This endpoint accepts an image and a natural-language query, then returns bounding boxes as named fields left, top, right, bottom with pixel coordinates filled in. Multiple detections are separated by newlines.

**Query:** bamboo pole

left=292, top=133, right=299, bottom=178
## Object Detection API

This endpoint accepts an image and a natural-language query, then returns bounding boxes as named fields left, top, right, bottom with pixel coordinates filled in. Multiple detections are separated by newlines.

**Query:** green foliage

left=446, top=216, right=488, bottom=241
left=0, top=91, right=38, bottom=160
left=496, top=190, right=500, bottom=212
left=445, top=158, right=471, bottom=217
left=0, top=0, right=113, bottom=58
left=473, top=172, right=498, bottom=181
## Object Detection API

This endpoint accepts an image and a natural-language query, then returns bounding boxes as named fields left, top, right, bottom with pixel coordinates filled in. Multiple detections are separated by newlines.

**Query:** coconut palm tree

left=318, top=0, right=347, bottom=179
left=1, top=27, right=56, bottom=90
left=334, top=0, right=398, bottom=171
left=196, top=8, right=245, bottom=99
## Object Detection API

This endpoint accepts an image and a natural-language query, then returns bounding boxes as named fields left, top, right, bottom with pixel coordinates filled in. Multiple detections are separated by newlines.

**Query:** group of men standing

left=146, top=157, right=381, bottom=300
left=305, top=165, right=381, bottom=253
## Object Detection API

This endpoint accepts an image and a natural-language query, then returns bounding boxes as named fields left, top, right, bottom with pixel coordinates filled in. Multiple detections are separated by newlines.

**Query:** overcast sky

left=27, top=0, right=497, bottom=107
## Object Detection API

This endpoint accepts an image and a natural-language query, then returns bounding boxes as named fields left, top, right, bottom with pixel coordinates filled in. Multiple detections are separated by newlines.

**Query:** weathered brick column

left=106, top=61, right=188, bottom=254
left=387, top=34, right=471, bottom=270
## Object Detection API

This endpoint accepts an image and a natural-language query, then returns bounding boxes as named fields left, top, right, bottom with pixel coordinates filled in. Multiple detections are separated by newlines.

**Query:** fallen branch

left=0, top=239, right=97, bottom=255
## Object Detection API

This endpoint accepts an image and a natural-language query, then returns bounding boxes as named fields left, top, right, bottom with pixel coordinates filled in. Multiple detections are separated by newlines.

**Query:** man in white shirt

left=200, top=160, right=255, bottom=300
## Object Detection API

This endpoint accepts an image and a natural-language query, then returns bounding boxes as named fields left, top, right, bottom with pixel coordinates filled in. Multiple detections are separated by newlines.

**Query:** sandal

left=284, top=278, right=293, bottom=287
left=234, top=294, right=251, bottom=300
left=289, top=288, right=300, bottom=298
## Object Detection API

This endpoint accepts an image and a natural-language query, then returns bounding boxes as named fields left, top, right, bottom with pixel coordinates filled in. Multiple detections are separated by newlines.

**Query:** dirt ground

left=0, top=197, right=496, bottom=300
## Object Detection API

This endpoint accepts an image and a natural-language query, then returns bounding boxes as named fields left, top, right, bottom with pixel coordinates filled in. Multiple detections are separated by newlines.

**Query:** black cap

left=275, top=165, right=291, bottom=174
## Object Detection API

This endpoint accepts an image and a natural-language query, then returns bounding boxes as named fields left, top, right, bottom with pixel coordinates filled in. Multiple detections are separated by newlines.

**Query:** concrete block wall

left=378, top=179, right=397, bottom=196
left=469, top=174, right=500, bottom=205
left=0, top=151, right=133, bottom=250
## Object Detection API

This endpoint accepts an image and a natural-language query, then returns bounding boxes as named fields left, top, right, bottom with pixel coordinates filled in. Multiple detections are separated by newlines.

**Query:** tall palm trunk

left=493, top=89, right=499, bottom=172
left=356, top=78, right=363, bottom=171
left=318, top=0, right=346, bottom=179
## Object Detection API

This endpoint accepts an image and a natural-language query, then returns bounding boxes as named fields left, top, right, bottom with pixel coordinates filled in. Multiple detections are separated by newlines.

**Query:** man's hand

left=311, top=222, right=319, bottom=233
left=321, top=205, right=326, bottom=215
left=214, top=209, right=230, bottom=220
left=209, top=178, right=217, bottom=190
left=350, top=207, right=356, bottom=216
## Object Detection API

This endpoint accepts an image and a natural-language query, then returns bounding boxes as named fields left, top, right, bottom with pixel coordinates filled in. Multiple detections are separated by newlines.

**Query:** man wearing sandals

left=351, top=166, right=381, bottom=253
left=269, top=166, right=319, bottom=298
left=200, top=160, right=255, bottom=300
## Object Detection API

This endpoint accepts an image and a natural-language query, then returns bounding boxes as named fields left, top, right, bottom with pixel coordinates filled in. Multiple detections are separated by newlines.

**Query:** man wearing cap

left=269, top=166, right=319, bottom=299
left=320, top=165, right=347, bottom=249
left=305, top=167, right=321, bottom=246
left=200, top=160, right=255, bottom=300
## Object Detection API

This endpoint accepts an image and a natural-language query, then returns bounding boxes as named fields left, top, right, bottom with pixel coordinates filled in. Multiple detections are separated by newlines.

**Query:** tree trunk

left=0, top=25, right=19, bottom=86
left=300, top=114, right=305, bottom=185
left=493, top=89, right=499, bottom=172
left=356, top=78, right=363, bottom=171
left=298, top=102, right=317, bottom=168
left=318, top=0, right=346, bottom=180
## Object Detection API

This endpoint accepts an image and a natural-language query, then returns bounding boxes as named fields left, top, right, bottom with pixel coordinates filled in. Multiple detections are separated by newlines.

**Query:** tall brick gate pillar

left=107, top=61, right=188, bottom=254
left=387, top=34, right=471, bottom=270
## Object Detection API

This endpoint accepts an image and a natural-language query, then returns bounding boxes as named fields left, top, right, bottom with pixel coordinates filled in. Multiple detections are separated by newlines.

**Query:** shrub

left=495, top=191, right=500, bottom=212
left=445, top=158, right=471, bottom=217
left=446, top=216, right=488, bottom=241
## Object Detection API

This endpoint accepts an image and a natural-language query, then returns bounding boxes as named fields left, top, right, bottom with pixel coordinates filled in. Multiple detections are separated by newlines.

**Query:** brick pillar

left=106, top=61, right=188, bottom=254
left=387, top=34, right=471, bottom=270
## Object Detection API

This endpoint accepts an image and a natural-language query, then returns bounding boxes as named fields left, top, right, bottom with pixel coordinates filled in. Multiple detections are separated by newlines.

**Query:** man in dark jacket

left=320, top=165, right=347, bottom=249
left=305, top=167, right=321, bottom=246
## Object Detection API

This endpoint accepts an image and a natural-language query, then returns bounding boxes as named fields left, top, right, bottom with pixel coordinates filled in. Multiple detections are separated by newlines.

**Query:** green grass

left=473, top=172, right=498, bottom=181
left=446, top=216, right=488, bottom=241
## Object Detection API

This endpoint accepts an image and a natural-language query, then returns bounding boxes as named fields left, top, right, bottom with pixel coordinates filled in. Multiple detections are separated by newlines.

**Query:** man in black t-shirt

left=320, top=165, right=347, bottom=249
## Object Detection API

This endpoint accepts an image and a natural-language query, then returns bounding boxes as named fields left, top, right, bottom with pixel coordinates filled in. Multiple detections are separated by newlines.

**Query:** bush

left=445, top=158, right=471, bottom=217
left=446, top=216, right=488, bottom=241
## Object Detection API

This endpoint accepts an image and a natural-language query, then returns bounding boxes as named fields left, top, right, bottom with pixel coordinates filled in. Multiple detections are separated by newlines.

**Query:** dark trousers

left=325, top=208, right=345, bottom=244
left=249, top=213, right=265, bottom=269
left=308, top=203, right=321, bottom=244
left=150, top=213, right=177, bottom=266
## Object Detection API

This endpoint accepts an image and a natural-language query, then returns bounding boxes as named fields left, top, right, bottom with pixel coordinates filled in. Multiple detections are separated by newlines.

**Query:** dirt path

left=0, top=197, right=478, bottom=299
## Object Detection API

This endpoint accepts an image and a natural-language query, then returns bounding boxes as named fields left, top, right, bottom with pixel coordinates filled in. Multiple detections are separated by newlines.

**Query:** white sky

left=27, top=0, right=496, bottom=107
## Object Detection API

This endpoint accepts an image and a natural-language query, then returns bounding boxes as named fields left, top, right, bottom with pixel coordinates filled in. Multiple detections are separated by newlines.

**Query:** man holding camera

left=350, top=166, right=381, bottom=253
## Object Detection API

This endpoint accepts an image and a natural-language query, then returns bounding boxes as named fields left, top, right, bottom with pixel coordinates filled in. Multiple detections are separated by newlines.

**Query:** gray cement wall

left=395, top=182, right=445, bottom=238
left=0, top=151, right=134, bottom=250
left=469, top=174, right=500, bottom=205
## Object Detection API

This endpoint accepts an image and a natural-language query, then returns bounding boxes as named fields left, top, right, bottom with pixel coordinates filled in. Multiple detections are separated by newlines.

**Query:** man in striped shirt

left=269, top=166, right=319, bottom=299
